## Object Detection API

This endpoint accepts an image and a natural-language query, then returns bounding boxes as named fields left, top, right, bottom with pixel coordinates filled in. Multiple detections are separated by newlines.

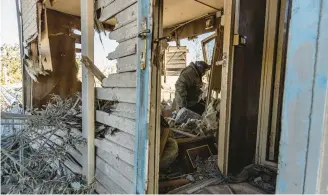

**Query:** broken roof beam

left=163, top=13, right=218, bottom=41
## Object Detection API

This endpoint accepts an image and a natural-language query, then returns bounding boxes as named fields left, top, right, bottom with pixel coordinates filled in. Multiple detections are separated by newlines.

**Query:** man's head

left=194, top=61, right=210, bottom=75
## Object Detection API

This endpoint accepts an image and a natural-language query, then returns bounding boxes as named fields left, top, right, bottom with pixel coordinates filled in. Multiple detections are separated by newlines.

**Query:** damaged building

left=1, top=0, right=327, bottom=194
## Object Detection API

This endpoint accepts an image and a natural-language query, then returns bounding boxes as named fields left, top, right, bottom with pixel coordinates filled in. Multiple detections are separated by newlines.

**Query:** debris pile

left=159, top=99, right=222, bottom=193
left=1, top=94, right=114, bottom=194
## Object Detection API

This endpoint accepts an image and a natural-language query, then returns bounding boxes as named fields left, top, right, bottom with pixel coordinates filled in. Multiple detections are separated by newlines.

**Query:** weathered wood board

left=96, top=87, right=136, bottom=103
left=102, top=72, right=136, bottom=87
left=96, top=110, right=135, bottom=135
left=95, top=138, right=134, bottom=166
left=97, top=147, right=134, bottom=181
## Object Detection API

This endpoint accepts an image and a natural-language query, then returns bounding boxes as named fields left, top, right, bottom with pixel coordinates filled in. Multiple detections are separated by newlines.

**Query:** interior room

left=157, top=0, right=288, bottom=193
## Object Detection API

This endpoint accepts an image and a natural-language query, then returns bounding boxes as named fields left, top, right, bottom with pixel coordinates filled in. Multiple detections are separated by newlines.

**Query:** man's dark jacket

left=175, top=62, right=203, bottom=108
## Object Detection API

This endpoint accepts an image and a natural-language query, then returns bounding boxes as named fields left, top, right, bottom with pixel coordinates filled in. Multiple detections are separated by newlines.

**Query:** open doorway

left=153, top=0, right=290, bottom=194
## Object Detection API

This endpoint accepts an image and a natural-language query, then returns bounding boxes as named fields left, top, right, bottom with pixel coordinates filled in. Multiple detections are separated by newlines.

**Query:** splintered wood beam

left=81, top=0, right=95, bottom=185
left=81, top=55, right=106, bottom=82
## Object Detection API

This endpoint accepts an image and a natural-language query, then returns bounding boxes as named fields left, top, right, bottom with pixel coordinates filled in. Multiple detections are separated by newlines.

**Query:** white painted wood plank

left=23, top=23, right=37, bottom=42
left=115, top=2, right=137, bottom=27
left=95, top=180, right=110, bottom=194
left=95, top=138, right=134, bottom=165
left=166, top=71, right=181, bottom=76
left=96, top=87, right=136, bottom=103
left=112, top=111, right=135, bottom=120
left=95, top=169, right=127, bottom=194
left=116, top=55, right=137, bottom=72
left=95, top=0, right=115, bottom=9
left=96, top=147, right=134, bottom=181
left=96, top=157, right=133, bottom=192
left=109, top=20, right=137, bottom=42
left=98, top=0, right=137, bottom=22
left=102, top=71, right=137, bottom=87
left=64, top=160, right=82, bottom=174
left=22, top=1, right=36, bottom=19
left=112, top=102, right=136, bottom=114
left=96, top=110, right=135, bottom=135
left=104, top=130, right=135, bottom=150
left=107, top=38, right=137, bottom=59
left=81, top=0, right=95, bottom=184
left=111, top=102, right=136, bottom=120
left=22, top=5, right=37, bottom=28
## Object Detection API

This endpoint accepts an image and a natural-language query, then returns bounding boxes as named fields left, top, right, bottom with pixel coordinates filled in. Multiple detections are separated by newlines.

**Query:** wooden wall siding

left=95, top=138, right=135, bottom=166
left=98, top=0, right=137, bottom=23
left=96, top=110, right=136, bottom=135
left=108, top=21, right=138, bottom=43
left=22, top=0, right=38, bottom=42
left=94, top=1, right=138, bottom=193
left=102, top=72, right=137, bottom=87
left=116, top=55, right=137, bottom=73
left=96, top=87, right=136, bottom=103
left=107, top=38, right=137, bottom=60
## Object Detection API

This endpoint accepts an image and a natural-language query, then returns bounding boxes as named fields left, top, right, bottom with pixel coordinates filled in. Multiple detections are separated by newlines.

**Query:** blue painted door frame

left=134, top=0, right=153, bottom=194
left=277, top=0, right=327, bottom=193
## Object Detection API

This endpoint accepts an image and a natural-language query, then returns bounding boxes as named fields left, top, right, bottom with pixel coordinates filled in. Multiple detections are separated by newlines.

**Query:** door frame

left=256, top=0, right=288, bottom=169
left=218, top=0, right=237, bottom=175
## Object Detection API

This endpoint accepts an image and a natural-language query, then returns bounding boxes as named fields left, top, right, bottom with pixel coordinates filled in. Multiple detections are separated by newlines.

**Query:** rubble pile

left=1, top=94, right=116, bottom=194
left=166, top=98, right=220, bottom=137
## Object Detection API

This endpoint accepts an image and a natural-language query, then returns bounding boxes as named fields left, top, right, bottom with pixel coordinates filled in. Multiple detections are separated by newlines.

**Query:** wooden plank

left=102, top=72, right=136, bottom=87
left=22, top=7, right=37, bottom=30
left=165, top=64, right=186, bottom=69
left=107, top=38, right=137, bottom=60
left=96, top=157, right=133, bottom=192
left=95, top=0, right=115, bottom=9
left=23, top=23, right=37, bottom=42
left=255, top=0, right=280, bottom=164
left=97, top=147, right=134, bottom=181
left=111, top=102, right=136, bottom=119
left=95, top=180, right=110, bottom=194
left=22, top=1, right=36, bottom=20
left=81, top=0, right=95, bottom=185
left=95, top=138, right=134, bottom=165
left=96, top=110, right=135, bottom=135
left=112, top=102, right=136, bottom=114
left=104, top=131, right=135, bottom=151
left=111, top=111, right=135, bottom=120
left=218, top=0, right=235, bottom=176
left=95, top=169, right=127, bottom=194
left=165, top=71, right=181, bottom=76
left=64, top=160, right=82, bottom=174
left=159, top=179, right=190, bottom=188
left=163, top=14, right=217, bottom=40
left=116, top=54, right=137, bottom=72
left=114, top=2, right=137, bottom=27
left=96, top=87, right=136, bottom=103
left=166, top=46, right=188, bottom=53
left=109, top=20, right=137, bottom=42
left=81, top=55, right=106, bottom=82
left=166, top=59, right=186, bottom=64
left=98, top=0, right=137, bottom=22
